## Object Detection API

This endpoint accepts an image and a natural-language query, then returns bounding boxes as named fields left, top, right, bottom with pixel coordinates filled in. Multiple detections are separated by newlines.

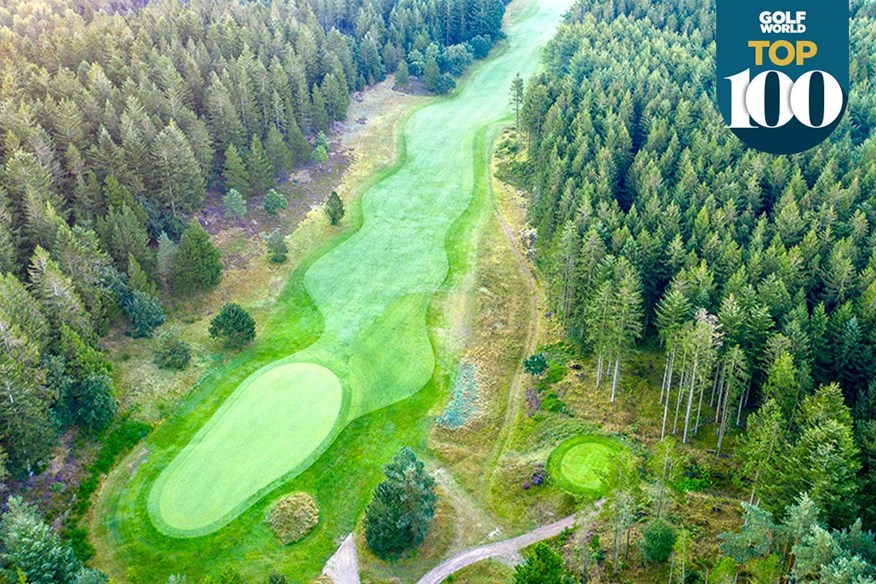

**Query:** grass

left=547, top=435, right=624, bottom=498
left=92, top=0, right=573, bottom=579
left=149, top=363, right=343, bottom=536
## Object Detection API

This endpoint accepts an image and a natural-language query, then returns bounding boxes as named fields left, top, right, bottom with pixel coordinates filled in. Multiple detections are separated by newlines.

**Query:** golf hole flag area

left=548, top=435, right=625, bottom=498
left=111, top=0, right=573, bottom=550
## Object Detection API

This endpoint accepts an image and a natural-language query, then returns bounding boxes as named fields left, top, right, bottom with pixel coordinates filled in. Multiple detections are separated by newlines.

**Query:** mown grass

left=547, top=435, right=625, bottom=498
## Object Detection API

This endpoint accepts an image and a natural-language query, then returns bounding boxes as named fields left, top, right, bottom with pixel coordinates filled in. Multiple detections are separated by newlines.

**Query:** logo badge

left=717, top=1, right=849, bottom=154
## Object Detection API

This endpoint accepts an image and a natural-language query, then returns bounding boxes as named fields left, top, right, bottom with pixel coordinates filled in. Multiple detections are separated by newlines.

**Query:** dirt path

left=481, top=173, right=541, bottom=493
left=322, top=534, right=361, bottom=584
left=415, top=502, right=602, bottom=584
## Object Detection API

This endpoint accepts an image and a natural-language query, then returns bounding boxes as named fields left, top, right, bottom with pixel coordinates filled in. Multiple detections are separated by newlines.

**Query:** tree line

left=0, top=0, right=508, bottom=483
left=513, top=0, right=876, bottom=546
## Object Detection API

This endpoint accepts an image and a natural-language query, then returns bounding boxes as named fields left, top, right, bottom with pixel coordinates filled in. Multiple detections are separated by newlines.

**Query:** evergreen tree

left=222, top=144, right=250, bottom=196
left=209, top=303, right=256, bottom=349
left=152, top=120, right=205, bottom=213
left=267, top=230, right=288, bottom=263
left=0, top=497, right=80, bottom=583
left=223, top=189, right=247, bottom=220
left=265, top=126, right=293, bottom=175
left=287, top=119, right=312, bottom=165
left=396, top=60, right=410, bottom=86
left=248, top=135, right=274, bottom=196
left=325, top=191, right=345, bottom=225
left=364, top=447, right=436, bottom=558
left=172, top=221, right=221, bottom=295
left=513, top=543, right=566, bottom=584
left=156, top=232, right=178, bottom=288
left=263, top=190, right=288, bottom=216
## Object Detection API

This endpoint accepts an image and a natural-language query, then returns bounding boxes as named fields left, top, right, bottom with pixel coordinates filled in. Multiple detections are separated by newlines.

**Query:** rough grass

left=91, top=0, right=573, bottom=578
left=547, top=435, right=624, bottom=498
left=267, top=493, right=320, bottom=545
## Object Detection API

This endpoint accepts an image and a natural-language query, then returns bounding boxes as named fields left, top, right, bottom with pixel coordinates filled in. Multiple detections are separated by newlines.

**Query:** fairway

left=548, top=436, right=624, bottom=498
left=125, top=0, right=575, bottom=544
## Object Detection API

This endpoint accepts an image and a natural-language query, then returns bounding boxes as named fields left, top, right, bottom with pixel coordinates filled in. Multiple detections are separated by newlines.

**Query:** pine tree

left=325, top=191, right=345, bottom=225
left=223, top=144, right=250, bottom=196
left=510, top=73, right=524, bottom=129
left=152, top=120, right=205, bottom=213
left=265, top=126, right=293, bottom=175
left=287, top=119, right=311, bottom=165
left=364, top=447, right=436, bottom=558
left=396, top=60, right=410, bottom=86
left=223, top=189, right=247, bottom=220
left=0, top=497, right=80, bottom=583
left=267, top=230, right=288, bottom=263
left=209, top=303, right=256, bottom=349
left=156, top=232, right=178, bottom=288
left=264, top=190, right=288, bottom=216
left=172, top=221, right=222, bottom=295
left=249, top=135, right=274, bottom=196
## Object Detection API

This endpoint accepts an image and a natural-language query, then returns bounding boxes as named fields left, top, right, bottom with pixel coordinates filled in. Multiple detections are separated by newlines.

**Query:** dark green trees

left=364, top=447, right=436, bottom=559
left=209, top=303, right=256, bottom=349
left=172, top=221, right=222, bottom=295
left=325, top=191, right=345, bottom=225
left=513, top=543, right=567, bottom=584
left=223, top=145, right=250, bottom=196
left=0, top=497, right=80, bottom=583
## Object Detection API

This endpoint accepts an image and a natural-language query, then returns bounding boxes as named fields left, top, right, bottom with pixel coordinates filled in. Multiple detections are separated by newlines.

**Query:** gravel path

left=415, top=508, right=592, bottom=584
left=322, top=534, right=360, bottom=584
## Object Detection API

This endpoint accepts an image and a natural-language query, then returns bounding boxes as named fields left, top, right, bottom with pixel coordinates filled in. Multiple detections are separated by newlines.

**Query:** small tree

left=124, top=290, right=166, bottom=338
left=325, top=191, right=345, bottom=225
left=267, top=230, right=288, bottom=263
left=524, top=353, right=548, bottom=376
left=396, top=60, right=410, bottom=86
left=172, top=221, right=222, bottom=295
left=311, top=144, right=328, bottom=165
left=223, top=189, right=247, bottom=219
left=156, top=231, right=178, bottom=288
left=639, top=519, right=677, bottom=564
left=264, top=189, right=288, bottom=215
left=209, top=303, right=256, bottom=349
left=514, top=543, right=566, bottom=583
left=153, top=327, right=192, bottom=370
left=222, top=144, right=249, bottom=196
left=364, top=447, right=436, bottom=558
left=75, top=374, right=118, bottom=432
left=510, top=73, right=524, bottom=129
left=0, top=497, right=80, bottom=583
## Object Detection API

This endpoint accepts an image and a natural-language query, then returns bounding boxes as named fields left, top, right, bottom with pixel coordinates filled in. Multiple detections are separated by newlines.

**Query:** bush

left=153, top=327, right=192, bottom=370
left=267, top=493, right=319, bottom=545
left=209, top=303, right=256, bottom=349
left=524, top=353, right=548, bottom=376
left=639, top=519, right=677, bottom=564
left=263, top=189, right=287, bottom=215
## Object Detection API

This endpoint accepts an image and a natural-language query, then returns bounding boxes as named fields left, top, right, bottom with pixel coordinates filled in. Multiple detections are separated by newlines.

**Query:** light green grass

left=149, top=363, right=342, bottom=536
left=548, top=435, right=625, bottom=498
left=92, top=0, right=573, bottom=578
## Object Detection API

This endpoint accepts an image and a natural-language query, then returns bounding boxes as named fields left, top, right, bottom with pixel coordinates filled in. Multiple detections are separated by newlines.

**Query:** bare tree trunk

left=683, top=348, right=700, bottom=443
left=610, top=355, right=621, bottom=403
left=596, top=354, right=603, bottom=388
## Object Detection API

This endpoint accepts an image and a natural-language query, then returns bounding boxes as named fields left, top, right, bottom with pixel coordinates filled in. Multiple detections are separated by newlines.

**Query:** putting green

left=148, top=0, right=573, bottom=538
left=548, top=435, right=625, bottom=498
left=149, top=363, right=342, bottom=535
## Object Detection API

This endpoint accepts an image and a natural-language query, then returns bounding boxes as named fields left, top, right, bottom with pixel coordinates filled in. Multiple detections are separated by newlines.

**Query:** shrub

left=267, top=229, right=288, bottom=263
left=311, top=144, right=328, bottom=164
left=524, top=353, right=548, bottom=376
left=263, top=189, right=287, bottom=215
left=324, top=191, right=345, bottom=226
left=209, top=303, right=256, bottom=349
left=267, top=493, right=319, bottom=545
left=153, top=327, right=192, bottom=370
left=639, top=519, right=677, bottom=564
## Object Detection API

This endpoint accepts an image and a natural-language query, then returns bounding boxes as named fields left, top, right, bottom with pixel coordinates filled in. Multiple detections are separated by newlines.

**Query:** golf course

left=92, top=0, right=573, bottom=577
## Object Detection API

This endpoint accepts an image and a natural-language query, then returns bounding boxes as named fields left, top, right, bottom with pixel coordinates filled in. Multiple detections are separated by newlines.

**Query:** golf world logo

left=717, top=1, right=849, bottom=154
